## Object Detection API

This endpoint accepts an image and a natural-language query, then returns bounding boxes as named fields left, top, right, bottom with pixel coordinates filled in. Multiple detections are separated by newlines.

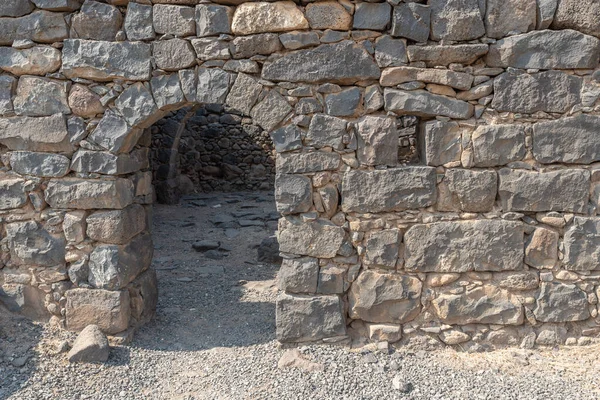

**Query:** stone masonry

left=0, top=0, right=599, bottom=350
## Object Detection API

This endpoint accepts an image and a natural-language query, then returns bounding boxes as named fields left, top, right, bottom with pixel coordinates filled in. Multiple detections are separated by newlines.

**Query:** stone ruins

left=0, top=0, right=600, bottom=349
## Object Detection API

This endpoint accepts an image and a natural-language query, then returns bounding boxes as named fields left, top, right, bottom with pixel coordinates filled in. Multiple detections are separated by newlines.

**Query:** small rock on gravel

left=67, top=325, right=110, bottom=363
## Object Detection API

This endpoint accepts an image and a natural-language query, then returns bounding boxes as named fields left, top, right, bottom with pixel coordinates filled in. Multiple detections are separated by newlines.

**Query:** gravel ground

left=2, top=192, right=600, bottom=400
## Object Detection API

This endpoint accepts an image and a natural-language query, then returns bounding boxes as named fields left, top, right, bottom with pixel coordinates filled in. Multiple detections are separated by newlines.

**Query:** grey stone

left=231, top=2, right=308, bottom=35
left=262, top=41, right=381, bottom=85
left=276, top=293, right=346, bottom=342
left=151, top=74, right=186, bottom=111
left=484, top=0, right=536, bottom=38
left=6, top=221, right=65, bottom=266
left=71, top=0, right=123, bottom=42
left=391, top=3, right=430, bottom=42
left=353, top=2, right=391, bottom=30
left=63, top=211, right=86, bottom=244
left=125, top=2, right=155, bottom=41
left=419, top=120, right=462, bottom=166
left=0, top=46, right=61, bottom=76
left=10, top=151, right=70, bottom=177
left=456, top=80, right=493, bottom=101
left=62, top=39, right=152, bottom=82
left=0, top=114, right=72, bottom=152
left=534, top=282, right=590, bottom=322
left=128, top=269, right=158, bottom=327
left=196, top=67, right=231, bottom=104
left=498, top=169, right=590, bottom=213
left=114, top=83, right=158, bottom=128
left=153, top=4, right=195, bottom=37
left=88, top=110, right=143, bottom=154
left=316, top=266, right=345, bottom=295
left=318, top=184, right=338, bottom=218
left=364, top=85, right=384, bottom=113
left=364, top=229, right=400, bottom=269
left=32, top=0, right=80, bottom=11
left=65, top=288, right=130, bottom=334
left=472, top=124, right=526, bottom=167
left=275, top=174, right=313, bottom=215
left=276, top=151, right=341, bottom=174
left=551, top=0, right=600, bottom=38
left=492, top=71, right=582, bottom=114
left=270, top=124, right=303, bottom=153
left=278, top=219, right=345, bottom=258
left=67, top=325, right=109, bottom=363
left=226, top=73, right=262, bottom=116
left=250, top=90, right=291, bottom=131
left=487, top=30, right=600, bottom=69
left=380, top=66, right=473, bottom=90
left=86, top=205, right=146, bottom=245
left=68, top=84, right=104, bottom=118
left=384, top=89, right=473, bottom=119
left=0, top=0, right=34, bottom=17
left=564, top=218, right=600, bottom=271
left=532, top=114, right=600, bottom=165
left=374, top=36, right=407, bottom=68
left=438, top=169, right=497, bottom=213
left=230, top=33, right=282, bottom=59
left=280, top=31, right=320, bottom=50
left=192, top=240, right=220, bottom=252
left=430, top=0, right=485, bottom=41
left=356, top=115, right=397, bottom=167
left=13, top=76, right=69, bottom=117
left=0, top=75, right=15, bottom=116
left=349, top=271, right=421, bottom=323
left=67, top=116, right=87, bottom=144
left=153, top=38, right=196, bottom=71
left=223, top=59, right=259, bottom=74
left=0, top=10, right=68, bottom=45
left=341, top=167, right=437, bottom=213
left=257, top=236, right=282, bottom=264
left=305, top=2, right=352, bottom=30
left=0, top=283, right=47, bottom=320
left=295, top=98, right=323, bottom=115
left=278, top=257, right=319, bottom=294
left=191, top=37, right=230, bottom=60
left=537, top=0, right=558, bottom=29
left=195, top=4, right=232, bottom=37
left=407, top=44, right=489, bottom=66
left=495, top=271, right=539, bottom=291
left=0, top=176, right=27, bottom=210
left=525, top=227, right=559, bottom=269
left=178, top=69, right=197, bottom=102
left=324, top=87, right=361, bottom=117
left=45, top=178, right=134, bottom=210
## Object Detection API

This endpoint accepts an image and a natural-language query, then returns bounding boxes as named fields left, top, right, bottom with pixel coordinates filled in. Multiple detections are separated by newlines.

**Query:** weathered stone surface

left=150, top=74, right=185, bottom=111
left=152, top=38, right=196, bottom=71
left=232, top=1, right=308, bottom=35
left=494, top=271, right=539, bottom=291
left=195, top=4, right=232, bottom=37
left=226, top=73, right=262, bottom=116
left=364, top=229, right=400, bottom=269
left=32, top=0, right=80, bottom=11
left=276, top=293, right=346, bottom=342
left=262, top=41, right=381, bottom=85
left=128, top=269, right=158, bottom=327
left=492, top=71, right=582, bottom=114
left=432, top=285, right=523, bottom=325
left=430, top=0, right=485, bottom=41
left=279, top=31, right=320, bottom=50
left=437, top=169, right=497, bottom=212
left=45, top=178, right=134, bottom=210
left=86, top=205, right=146, bottom=245
left=472, top=124, right=526, bottom=167
left=349, top=271, right=422, bottom=323
left=71, top=149, right=145, bottom=175
left=13, top=76, right=69, bottom=117
left=0, top=114, right=72, bottom=152
left=498, top=169, right=589, bottom=213
left=277, top=151, right=341, bottom=174
left=10, top=151, right=70, bottom=177
left=230, top=33, right=282, bottom=59
left=439, top=330, right=470, bottom=345
left=125, top=2, right=155, bottom=41
left=153, top=4, right=195, bottom=37
left=0, top=176, right=28, bottom=210
left=250, top=90, right=291, bottom=131
left=0, top=0, right=34, bottom=17
left=63, top=210, right=86, bottom=244
left=525, top=227, right=558, bottom=269
left=0, top=283, right=48, bottom=320
left=71, top=0, right=123, bottom=42
left=532, top=115, right=600, bottom=165
left=114, top=83, right=158, bottom=128
left=67, top=325, right=109, bottom=363
left=275, top=174, right=312, bottom=215
left=484, top=0, right=535, bottom=38
left=408, top=44, right=488, bottom=67
left=419, top=120, right=461, bottom=167
left=278, top=219, right=345, bottom=258
left=278, top=257, right=319, bottom=294
left=65, top=288, right=130, bottom=334
left=6, top=221, right=65, bottom=266
left=0, top=46, right=61, bottom=76
left=324, top=87, right=361, bottom=117
left=62, top=40, right=152, bottom=81
left=0, top=11, right=68, bottom=45
left=456, top=80, right=493, bottom=101
left=406, top=220, right=523, bottom=272
left=551, top=0, right=600, bottom=38
left=270, top=124, right=302, bottom=153
left=391, top=3, right=430, bottom=43
left=341, top=168, right=437, bottom=213
left=564, top=218, right=600, bottom=271
left=305, top=2, right=352, bottom=30
left=353, top=2, right=391, bottom=30
left=196, top=67, right=230, bottom=104
left=68, top=84, right=104, bottom=118
left=381, top=67, right=473, bottom=90
left=374, top=36, right=407, bottom=68
left=305, top=114, right=346, bottom=150
left=88, top=110, right=143, bottom=154
left=364, top=85, right=383, bottom=113
left=487, top=30, right=600, bottom=69
left=534, top=282, right=590, bottom=322
left=88, top=232, right=153, bottom=290
left=0, top=75, right=15, bottom=116
left=356, top=115, right=397, bottom=167
left=537, top=0, right=558, bottom=29
left=384, top=89, right=473, bottom=119
left=191, top=37, right=230, bottom=60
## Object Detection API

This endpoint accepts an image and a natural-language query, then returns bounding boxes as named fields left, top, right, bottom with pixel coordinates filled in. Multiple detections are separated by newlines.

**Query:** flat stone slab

left=384, top=89, right=473, bottom=119
left=564, top=218, right=600, bottom=271
left=44, top=178, right=134, bottom=210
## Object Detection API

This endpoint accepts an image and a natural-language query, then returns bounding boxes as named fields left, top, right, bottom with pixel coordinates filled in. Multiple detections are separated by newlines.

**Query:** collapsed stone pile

left=0, top=0, right=599, bottom=349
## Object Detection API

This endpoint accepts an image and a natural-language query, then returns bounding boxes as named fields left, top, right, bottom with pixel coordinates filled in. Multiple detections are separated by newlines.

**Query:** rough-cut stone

left=537, top=0, right=558, bottom=29
left=32, top=0, right=80, bottom=11
left=270, top=125, right=302, bottom=153
left=277, top=151, right=341, bottom=174
left=150, top=74, right=185, bottom=111
left=71, top=0, right=123, bottom=42
left=114, top=83, right=158, bottom=128
left=324, top=88, right=361, bottom=117
left=364, top=229, right=400, bottom=269
left=232, top=1, right=308, bottom=35
left=391, top=3, right=430, bottom=43
left=551, top=0, right=600, bottom=38
left=128, top=269, right=158, bottom=327
left=437, top=169, right=497, bottom=212
left=0, top=114, right=72, bottom=152
left=153, top=4, right=195, bottom=37
left=191, top=38, right=230, bottom=60
left=484, top=0, right=535, bottom=38
left=153, top=38, right=196, bottom=71
left=278, top=257, right=319, bottom=294
left=226, top=73, right=262, bottom=116
left=67, top=325, right=109, bottom=363
left=230, top=33, right=282, bottom=59
left=305, top=2, right=352, bottom=30
left=0, top=11, right=68, bottom=45
left=86, top=205, right=146, bottom=245
left=65, top=288, right=130, bottom=334
left=45, top=178, right=134, bottom=210
left=381, top=67, right=473, bottom=90
left=13, top=76, right=69, bottom=117
left=305, top=114, right=346, bottom=150
left=279, top=31, right=320, bottom=50
left=498, top=169, right=589, bottom=213
left=430, top=0, right=485, bottom=41
left=6, top=221, right=65, bottom=266
left=407, top=44, right=488, bottom=66
left=356, top=115, right=397, bottom=167
left=432, top=285, right=523, bottom=325
left=88, top=110, right=143, bottom=154
left=275, top=174, right=313, bottom=215
left=487, top=30, right=600, bottom=69
left=374, top=36, right=408, bottom=68
left=250, top=90, right=291, bottom=132
left=472, top=124, right=526, bottom=167
left=0, top=1, right=34, bottom=17
left=10, top=151, right=70, bottom=177
left=419, top=120, right=462, bottom=167
left=63, top=210, right=86, bottom=244
left=384, top=89, right=473, bottom=119
left=494, top=271, right=539, bottom=291
left=353, top=2, right=391, bottom=30
left=195, top=4, right=232, bottom=37
left=532, top=114, right=600, bottom=165
left=278, top=219, right=345, bottom=258
left=71, top=149, right=145, bottom=175
left=0, top=177, right=28, bottom=210
left=492, top=71, right=581, bottom=114
left=62, top=40, right=152, bottom=81
left=0, top=46, right=61, bottom=76
left=0, top=76, right=14, bottom=116
left=196, top=67, right=231, bottom=104
left=125, top=2, right=155, bottom=41
left=341, top=168, right=437, bottom=213
left=525, top=227, right=559, bottom=269
left=349, top=271, right=422, bottom=323
left=534, top=282, right=590, bottom=322
left=564, top=218, right=600, bottom=271
left=68, top=84, right=104, bottom=118
left=276, top=293, right=346, bottom=342
left=262, top=41, right=381, bottom=85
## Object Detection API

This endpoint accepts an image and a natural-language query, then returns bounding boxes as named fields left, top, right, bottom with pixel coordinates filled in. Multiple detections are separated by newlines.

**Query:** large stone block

left=484, top=0, right=535, bottom=38
left=275, top=174, right=313, bottom=215
left=88, top=110, right=143, bottom=154
left=65, top=288, right=130, bottom=334
left=341, top=167, right=436, bottom=213
left=305, top=2, right=352, bottom=30
left=429, top=0, right=485, bottom=41
left=232, top=1, right=308, bottom=35
left=324, top=87, right=361, bottom=117
left=62, top=39, right=152, bottom=81
left=276, top=151, right=341, bottom=174
left=407, top=44, right=488, bottom=66
left=195, top=4, right=232, bottom=37
left=419, top=120, right=462, bottom=166
left=13, top=76, right=69, bottom=117
left=10, top=151, right=70, bottom=177
left=270, top=124, right=302, bottom=153
left=349, top=271, right=421, bottom=323
left=32, top=0, right=80, bottom=11
left=0, top=46, right=61, bottom=76
left=405, top=220, right=523, bottom=272
left=71, top=0, right=122, bottom=42
left=278, top=219, right=345, bottom=258
left=525, top=227, right=559, bottom=269
left=150, top=74, right=186, bottom=111
left=492, top=71, right=581, bottom=114
left=276, top=293, right=346, bottom=342
left=196, top=67, right=231, bottom=104
left=353, top=2, right=391, bottom=30
left=384, top=89, right=473, bottom=119
left=498, top=169, right=589, bottom=213
left=364, top=229, right=400, bottom=269
left=380, top=67, right=473, bottom=90
left=0, top=10, right=68, bottom=45
left=225, top=73, right=262, bottom=116
left=437, top=169, right=497, bottom=212
left=0, top=0, right=34, bottom=17
left=487, top=30, right=600, bottom=69
left=391, top=3, right=430, bottom=43
left=0, top=176, right=28, bottom=210
left=45, top=178, right=134, bottom=209
left=305, top=113, right=346, bottom=150
left=262, top=41, right=381, bottom=85
left=152, top=38, right=196, bottom=71
left=6, top=221, right=66, bottom=266
left=374, top=35, right=408, bottom=68
left=432, top=285, right=523, bottom=325
left=230, top=33, right=281, bottom=59
left=153, top=4, right=195, bottom=37
left=277, top=257, right=319, bottom=294
left=533, top=282, right=590, bottom=322
left=551, top=0, right=600, bottom=38
left=192, top=37, right=230, bottom=61
left=356, top=115, right=397, bottom=167
left=68, top=84, right=104, bottom=118
left=532, top=114, right=600, bottom=165
left=71, top=149, right=145, bottom=175
left=86, top=204, right=146, bottom=245
left=564, top=218, right=600, bottom=271
left=250, top=90, right=291, bottom=132
left=472, top=124, right=526, bottom=167
left=114, top=83, right=158, bottom=128
left=125, top=2, right=155, bottom=41
left=0, top=114, right=72, bottom=152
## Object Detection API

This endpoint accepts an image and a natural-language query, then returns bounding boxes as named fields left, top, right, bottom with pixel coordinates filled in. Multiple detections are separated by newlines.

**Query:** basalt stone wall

left=0, top=0, right=599, bottom=349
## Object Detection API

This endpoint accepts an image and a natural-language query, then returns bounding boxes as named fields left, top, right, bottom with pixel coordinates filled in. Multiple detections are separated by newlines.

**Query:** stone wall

left=0, top=0, right=599, bottom=349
